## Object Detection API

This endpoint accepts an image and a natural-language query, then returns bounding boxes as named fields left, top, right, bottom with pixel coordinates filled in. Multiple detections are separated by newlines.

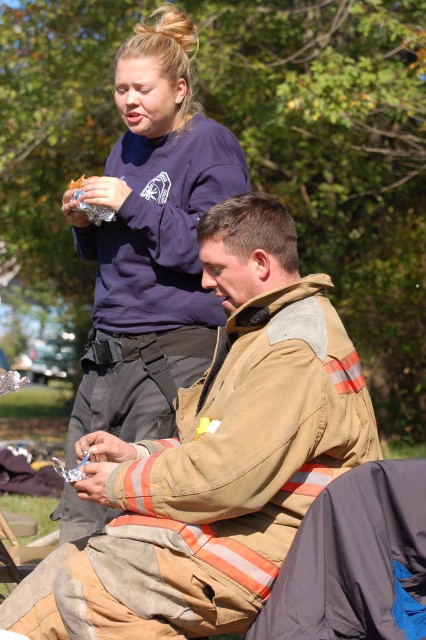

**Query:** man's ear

left=252, top=249, right=271, bottom=281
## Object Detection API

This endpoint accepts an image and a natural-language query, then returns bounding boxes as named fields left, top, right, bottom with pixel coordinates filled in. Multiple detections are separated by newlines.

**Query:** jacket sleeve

left=106, top=340, right=327, bottom=523
left=134, top=438, right=181, bottom=456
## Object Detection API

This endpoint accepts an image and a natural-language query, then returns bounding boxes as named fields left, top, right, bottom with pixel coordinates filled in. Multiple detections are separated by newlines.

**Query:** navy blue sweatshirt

left=73, top=115, right=251, bottom=334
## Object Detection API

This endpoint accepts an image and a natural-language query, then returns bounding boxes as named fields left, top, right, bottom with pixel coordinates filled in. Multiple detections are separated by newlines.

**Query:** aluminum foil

left=0, top=369, right=30, bottom=396
left=72, top=189, right=116, bottom=227
left=52, top=449, right=91, bottom=483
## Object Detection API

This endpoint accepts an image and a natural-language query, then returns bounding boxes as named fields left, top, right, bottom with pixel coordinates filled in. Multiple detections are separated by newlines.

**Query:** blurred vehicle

left=12, top=333, right=77, bottom=384
left=0, top=348, right=9, bottom=371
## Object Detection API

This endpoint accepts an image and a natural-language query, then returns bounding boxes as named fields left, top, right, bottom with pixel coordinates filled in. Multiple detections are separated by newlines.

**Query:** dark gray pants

left=56, top=353, right=211, bottom=544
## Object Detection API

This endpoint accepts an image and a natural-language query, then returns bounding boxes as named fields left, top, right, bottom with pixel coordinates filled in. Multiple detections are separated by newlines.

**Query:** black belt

left=84, top=326, right=217, bottom=412
left=90, top=332, right=122, bottom=365
left=92, top=325, right=218, bottom=361
left=84, top=330, right=177, bottom=411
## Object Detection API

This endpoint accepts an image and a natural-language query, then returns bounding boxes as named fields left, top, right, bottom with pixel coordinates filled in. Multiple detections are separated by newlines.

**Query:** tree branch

left=346, top=166, right=425, bottom=199
left=264, top=0, right=355, bottom=67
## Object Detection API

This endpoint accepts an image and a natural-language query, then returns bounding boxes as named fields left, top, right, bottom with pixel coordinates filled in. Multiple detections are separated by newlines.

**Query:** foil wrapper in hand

left=52, top=449, right=91, bottom=483
left=0, top=369, right=30, bottom=396
left=72, top=189, right=116, bottom=227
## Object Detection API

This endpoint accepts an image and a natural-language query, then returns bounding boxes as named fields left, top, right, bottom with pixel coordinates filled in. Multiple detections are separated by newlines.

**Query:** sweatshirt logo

left=140, top=172, right=171, bottom=204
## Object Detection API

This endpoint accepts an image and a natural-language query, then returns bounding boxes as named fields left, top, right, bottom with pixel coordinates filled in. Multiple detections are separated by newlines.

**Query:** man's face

left=199, top=239, right=261, bottom=315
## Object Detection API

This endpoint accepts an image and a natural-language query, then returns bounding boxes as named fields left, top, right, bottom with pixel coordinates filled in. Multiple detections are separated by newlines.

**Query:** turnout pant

left=0, top=540, right=260, bottom=639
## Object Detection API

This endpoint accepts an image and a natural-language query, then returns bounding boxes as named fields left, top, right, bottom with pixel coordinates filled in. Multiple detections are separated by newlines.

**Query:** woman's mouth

left=126, top=112, right=144, bottom=124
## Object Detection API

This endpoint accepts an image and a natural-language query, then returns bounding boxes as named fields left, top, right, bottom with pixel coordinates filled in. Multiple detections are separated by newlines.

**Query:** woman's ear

left=175, top=78, right=187, bottom=105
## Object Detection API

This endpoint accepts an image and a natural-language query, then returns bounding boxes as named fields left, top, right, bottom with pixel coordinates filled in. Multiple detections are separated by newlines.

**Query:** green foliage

left=0, top=313, right=27, bottom=364
left=0, top=0, right=424, bottom=441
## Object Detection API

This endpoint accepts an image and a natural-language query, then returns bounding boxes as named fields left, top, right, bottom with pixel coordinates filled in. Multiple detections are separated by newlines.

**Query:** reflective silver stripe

left=329, top=359, right=363, bottom=384
left=158, top=438, right=180, bottom=448
left=130, top=459, right=153, bottom=515
left=202, top=540, right=275, bottom=588
left=288, top=470, right=333, bottom=487
left=185, top=524, right=211, bottom=550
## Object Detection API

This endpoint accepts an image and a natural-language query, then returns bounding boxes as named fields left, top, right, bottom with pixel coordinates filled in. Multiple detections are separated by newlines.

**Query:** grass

left=0, top=380, right=75, bottom=419
left=1, top=494, right=59, bottom=542
left=382, top=441, right=426, bottom=460
left=0, top=384, right=424, bottom=638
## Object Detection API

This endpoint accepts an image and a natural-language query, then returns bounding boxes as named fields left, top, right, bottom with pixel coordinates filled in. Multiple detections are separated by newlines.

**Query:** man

left=0, top=192, right=382, bottom=639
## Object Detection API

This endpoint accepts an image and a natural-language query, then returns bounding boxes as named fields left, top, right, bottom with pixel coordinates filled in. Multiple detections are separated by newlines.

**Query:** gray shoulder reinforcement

left=267, top=297, right=328, bottom=361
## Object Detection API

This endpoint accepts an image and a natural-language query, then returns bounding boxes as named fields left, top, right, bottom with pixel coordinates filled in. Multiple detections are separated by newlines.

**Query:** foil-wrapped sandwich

left=0, top=368, right=30, bottom=396
left=69, top=175, right=116, bottom=227
left=52, top=449, right=91, bottom=483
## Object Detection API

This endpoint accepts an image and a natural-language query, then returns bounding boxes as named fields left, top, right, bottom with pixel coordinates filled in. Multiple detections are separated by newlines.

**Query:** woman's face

left=114, top=57, right=187, bottom=139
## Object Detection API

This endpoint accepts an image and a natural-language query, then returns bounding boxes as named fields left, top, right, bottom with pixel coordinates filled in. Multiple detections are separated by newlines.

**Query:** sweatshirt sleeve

left=72, top=225, right=98, bottom=261
left=111, top=127, right=250, bottom=275
left=106, top=341, right=326, bottom=523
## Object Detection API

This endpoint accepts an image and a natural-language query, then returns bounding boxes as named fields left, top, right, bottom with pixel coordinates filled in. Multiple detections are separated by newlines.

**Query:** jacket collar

left=226, top=274, right=333, bottom=336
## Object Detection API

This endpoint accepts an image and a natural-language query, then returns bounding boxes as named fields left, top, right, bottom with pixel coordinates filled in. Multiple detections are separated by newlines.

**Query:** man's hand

left=75, top=431, right=138, bottom=464
left=73, top=461, right=119, bottom=506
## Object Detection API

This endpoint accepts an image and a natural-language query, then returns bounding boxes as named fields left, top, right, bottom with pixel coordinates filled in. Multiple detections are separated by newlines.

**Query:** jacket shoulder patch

left=267, top=297, right=328, bottom=361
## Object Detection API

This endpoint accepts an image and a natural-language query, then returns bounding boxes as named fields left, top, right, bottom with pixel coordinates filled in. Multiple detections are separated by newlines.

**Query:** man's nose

left=201, top=271, right=216, bottom=290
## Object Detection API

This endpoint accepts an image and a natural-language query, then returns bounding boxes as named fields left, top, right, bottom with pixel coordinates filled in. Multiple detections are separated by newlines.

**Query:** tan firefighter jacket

left=95, top=274, right=383, bottom=606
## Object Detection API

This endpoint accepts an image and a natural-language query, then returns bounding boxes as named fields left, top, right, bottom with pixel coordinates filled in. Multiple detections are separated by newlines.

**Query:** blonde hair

left=114, top=3, right=203, bottom=128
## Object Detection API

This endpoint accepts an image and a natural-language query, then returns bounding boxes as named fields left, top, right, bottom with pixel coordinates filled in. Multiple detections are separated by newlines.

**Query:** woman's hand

left=75, top=431, right=138, bottom=464
left=73, top=461, right=119, bottom=506
left=79, top=176, right=132, bottom=212
left=61, top=188, right=92, bottom=228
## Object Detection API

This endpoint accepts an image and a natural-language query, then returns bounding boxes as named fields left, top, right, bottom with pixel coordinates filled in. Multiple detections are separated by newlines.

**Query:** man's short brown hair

left=197, top=192, right=299, bottom=273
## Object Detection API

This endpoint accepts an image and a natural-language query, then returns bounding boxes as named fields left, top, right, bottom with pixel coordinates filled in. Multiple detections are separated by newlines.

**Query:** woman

left=57, top=3, right=251, bottom=543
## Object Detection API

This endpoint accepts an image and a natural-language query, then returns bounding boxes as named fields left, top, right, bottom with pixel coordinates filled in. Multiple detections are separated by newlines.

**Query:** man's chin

left=222, top=300, right=237, bottom=315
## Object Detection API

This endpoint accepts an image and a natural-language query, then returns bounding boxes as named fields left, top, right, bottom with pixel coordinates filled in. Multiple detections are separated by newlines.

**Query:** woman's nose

left=125, top=88, right=139, bottom=105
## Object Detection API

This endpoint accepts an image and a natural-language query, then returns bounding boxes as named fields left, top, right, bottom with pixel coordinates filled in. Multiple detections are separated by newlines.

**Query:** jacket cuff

left=128, top=443, right=150, bottom=459
left=106, top=460, right=134, bottom=509
left=106, top=455, right=160, bottom=515
left=136, top=438, right=180, bottom=455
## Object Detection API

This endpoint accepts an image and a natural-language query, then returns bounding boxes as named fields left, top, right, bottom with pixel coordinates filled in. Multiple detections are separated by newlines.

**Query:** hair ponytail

left=114, top=3, right=203, bottom=127
left=138, top=3, right=199, bottom=58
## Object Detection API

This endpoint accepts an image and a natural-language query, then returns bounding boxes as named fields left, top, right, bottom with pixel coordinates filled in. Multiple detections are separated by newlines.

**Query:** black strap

left=196, top=327, right=229, bottom=415
left=90, top=339, right=122, bottom=366
left=138, top=333, right=178, bottom=412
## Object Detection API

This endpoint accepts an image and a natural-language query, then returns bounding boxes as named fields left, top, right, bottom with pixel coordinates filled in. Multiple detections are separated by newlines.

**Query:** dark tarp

left=0, top=449, right=63, bottom=498
left=246, top=459, right=426, bottom=640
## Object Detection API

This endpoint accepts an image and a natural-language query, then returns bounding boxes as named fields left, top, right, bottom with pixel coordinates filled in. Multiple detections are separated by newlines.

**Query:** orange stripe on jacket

left=324, top=350, right=365, bottom=394
left=157, top=438, right=180, bottom=448
left=123, top=453, right=160, bottom=516
left=281, top=462, right=337, bottom=497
